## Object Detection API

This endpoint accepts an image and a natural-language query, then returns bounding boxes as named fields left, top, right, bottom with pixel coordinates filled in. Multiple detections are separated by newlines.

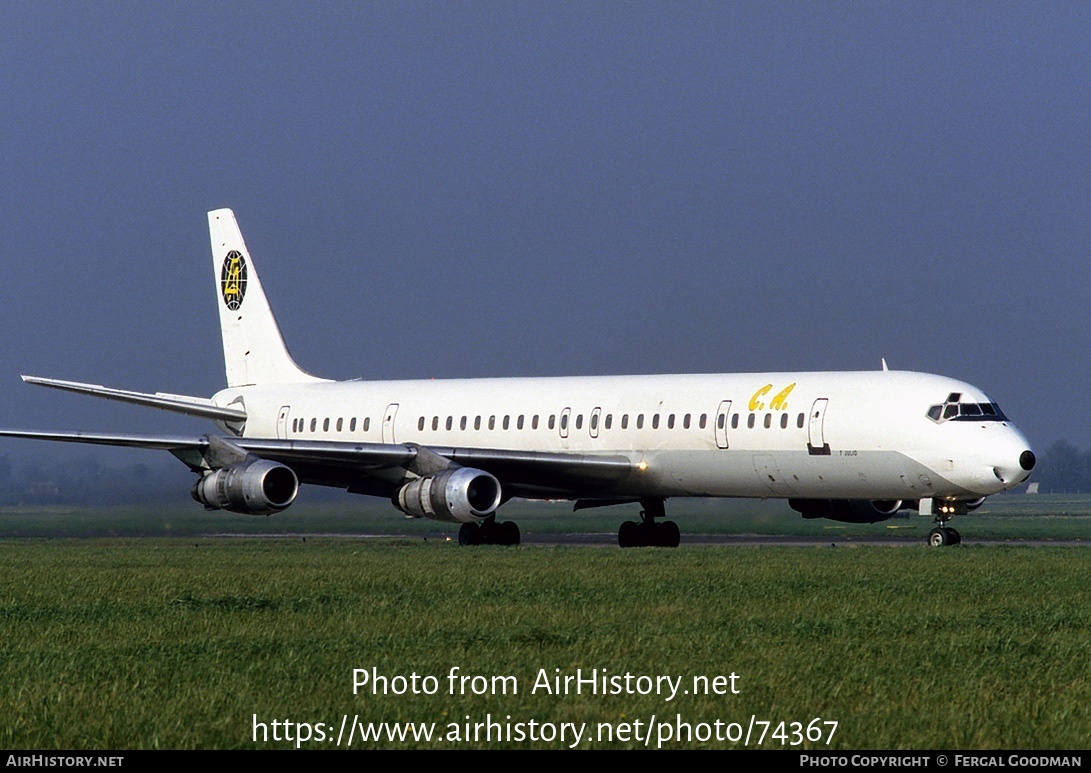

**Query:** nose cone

left=989, top=439, right=1036, bottom=490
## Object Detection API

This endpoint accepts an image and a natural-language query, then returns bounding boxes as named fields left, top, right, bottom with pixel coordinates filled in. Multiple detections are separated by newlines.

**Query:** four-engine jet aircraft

left=0, top=210, right=1036, bottom=547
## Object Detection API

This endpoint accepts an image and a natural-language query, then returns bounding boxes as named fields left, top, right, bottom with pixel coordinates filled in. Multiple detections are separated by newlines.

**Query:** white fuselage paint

left=213, top=370, right=1033, bottom=502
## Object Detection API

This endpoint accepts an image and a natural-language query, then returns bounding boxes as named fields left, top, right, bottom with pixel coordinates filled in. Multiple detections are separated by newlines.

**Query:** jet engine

left=789, top=498, right=905, bottom=524
left=395, top=467, right=502, bottom=523
left=191, top=458, right=299, bottom=515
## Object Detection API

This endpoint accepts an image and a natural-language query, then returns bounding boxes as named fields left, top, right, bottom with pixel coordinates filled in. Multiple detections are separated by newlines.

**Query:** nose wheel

left=928, top=526, right=961, bottom=547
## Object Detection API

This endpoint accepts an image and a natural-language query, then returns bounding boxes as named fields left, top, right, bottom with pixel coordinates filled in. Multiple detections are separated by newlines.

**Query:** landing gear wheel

left=498, top=520, right=521, bottom=546
left=459, top=519, right=520, bottom=546
left=927, top=525, right=962, bottom=547
left=657, top=520, right=680, bottom=548
left=459, top=522, right=481, bottom=546
left=618, top=500, right=680, bottom=547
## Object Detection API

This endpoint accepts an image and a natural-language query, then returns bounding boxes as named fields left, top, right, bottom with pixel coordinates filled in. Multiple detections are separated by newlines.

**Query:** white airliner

left=1, top=209, right=1036, bottom=547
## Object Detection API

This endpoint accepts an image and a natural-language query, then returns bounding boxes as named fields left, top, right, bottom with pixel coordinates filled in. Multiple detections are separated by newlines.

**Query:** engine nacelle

left=789, top=498, right=905, bottom=524
left=395, top=467, right=502, bottom=523
left=191, top=458, right=299, bottom=515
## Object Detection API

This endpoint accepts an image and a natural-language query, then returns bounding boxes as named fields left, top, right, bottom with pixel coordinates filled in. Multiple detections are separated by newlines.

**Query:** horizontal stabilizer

left=21, top=376, right=247, bottom=422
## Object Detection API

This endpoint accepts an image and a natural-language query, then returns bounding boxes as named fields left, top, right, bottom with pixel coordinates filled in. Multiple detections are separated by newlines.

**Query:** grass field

left=2, top=498, right=1091, bottom=749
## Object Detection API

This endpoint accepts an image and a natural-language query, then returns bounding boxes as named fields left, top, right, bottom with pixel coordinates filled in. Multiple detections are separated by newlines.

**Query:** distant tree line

left=0, top=454, right=191, bottom=506
left=1032, top=440, right=1091, bottom=494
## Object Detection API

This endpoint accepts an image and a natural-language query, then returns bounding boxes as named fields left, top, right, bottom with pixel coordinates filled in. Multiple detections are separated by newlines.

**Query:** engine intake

left=395, top=467, right=502, bottom=523
left=789, top=498, right=905, bottom=524
left=192, top=458, right=299, bottom=515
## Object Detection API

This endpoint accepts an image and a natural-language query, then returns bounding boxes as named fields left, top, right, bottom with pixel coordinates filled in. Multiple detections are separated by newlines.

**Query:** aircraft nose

left=991, top=447, right=1035, bottom=488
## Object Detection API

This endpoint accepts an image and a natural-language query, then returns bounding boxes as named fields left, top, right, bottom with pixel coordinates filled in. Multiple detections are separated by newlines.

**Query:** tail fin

left=208, top=209, right=325, bottom=388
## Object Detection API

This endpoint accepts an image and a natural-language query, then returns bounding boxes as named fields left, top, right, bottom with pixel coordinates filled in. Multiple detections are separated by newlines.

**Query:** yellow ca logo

left=221, top=251, right=248, bottom=311
left=749, top=383, right=795, bottom=411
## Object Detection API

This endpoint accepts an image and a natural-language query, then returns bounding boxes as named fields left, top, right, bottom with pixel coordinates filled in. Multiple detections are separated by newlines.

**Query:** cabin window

left=474, top=416, right=481, bottom=430
left=364, top=417, right=371, bottom=432
left=515, top=415, right=522, bottom=430
left=460, top=416, right=467, bottom=430
left=575, top=414, right=583, bottom=430
left=334, top=418, right=341, bottom=432
left=731, top=414, right=739, bottom=429
left=348, top=418, right=355, bottom=432
left=446, top=416, right=453, bottom=431
left=591, top=413, right=599, bottom=431
left=683, top=414, right=690, bottom=429
left=780, top=413, right=788, bottom=429
left=797, top=413, right=804, bottom=428
left=636, top=414, right=644, bottom=429
left=503, top=415, right=510, bottom=430
left=652, top=414, right=660, bottom=430
left=548, top=415, right=556, bottom=430
left=322, top=418, right=329, bottom=432
left=416, top=417, right=423, bottom=431
left=621, top=414, right=629, bottom=429
left=561, top=413, right=569, bottom=431
left=700, top=413, right=707, bottom=429
left=667, top=414, right=675, bottom=429
left=717, top=413, right=725, bottom=430
left=532, top=415, right=540, bottom=430
left=430, top=417, right=437, bottom=431
left=747, top=414, right=755, bottom=429
left=488, top=415, right=496, bottom=430
left=604, top=414, right=612, bottom=430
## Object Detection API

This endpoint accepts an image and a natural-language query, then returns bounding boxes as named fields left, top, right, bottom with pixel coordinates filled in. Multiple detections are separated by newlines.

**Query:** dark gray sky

left=1, top=3, right=1087, bottom=456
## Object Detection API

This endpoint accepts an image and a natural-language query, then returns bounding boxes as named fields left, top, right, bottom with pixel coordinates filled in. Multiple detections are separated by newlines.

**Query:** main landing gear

left=458, top=517, right=520, bottom=546
left=618, top=498, right=680, bottom=548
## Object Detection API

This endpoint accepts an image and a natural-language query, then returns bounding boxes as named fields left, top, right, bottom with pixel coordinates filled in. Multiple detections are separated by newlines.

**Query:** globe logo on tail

left=221, top=251, right=247, bottom=310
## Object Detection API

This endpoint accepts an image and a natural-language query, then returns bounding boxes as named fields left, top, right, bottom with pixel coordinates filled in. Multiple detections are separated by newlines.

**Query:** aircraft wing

left=0, top=430, right=633, bottom=500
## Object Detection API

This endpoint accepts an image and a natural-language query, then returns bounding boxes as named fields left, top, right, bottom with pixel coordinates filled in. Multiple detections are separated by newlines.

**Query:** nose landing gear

left=927, top=499, right=966, bottom=547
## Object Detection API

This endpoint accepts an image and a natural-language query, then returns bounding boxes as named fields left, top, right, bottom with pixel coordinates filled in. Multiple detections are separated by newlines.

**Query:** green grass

left=2, top=538, right=1091, bottom=748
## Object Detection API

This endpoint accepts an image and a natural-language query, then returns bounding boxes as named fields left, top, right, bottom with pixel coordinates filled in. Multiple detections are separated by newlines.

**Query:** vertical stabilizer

left=208, top=209, right=325, bottom=388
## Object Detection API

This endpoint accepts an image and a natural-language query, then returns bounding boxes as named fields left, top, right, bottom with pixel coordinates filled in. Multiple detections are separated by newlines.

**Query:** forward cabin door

left=276, top=406, right=291, bottom=439
left=807, top=398, right=831, bottom=455
left=382, top=403, right=399, bottom=444
left=714, top=400, right=732, bottom=449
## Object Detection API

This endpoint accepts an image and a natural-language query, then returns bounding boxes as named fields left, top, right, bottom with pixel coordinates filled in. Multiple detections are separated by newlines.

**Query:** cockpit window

left=927, top=397, right=1008, bottom=424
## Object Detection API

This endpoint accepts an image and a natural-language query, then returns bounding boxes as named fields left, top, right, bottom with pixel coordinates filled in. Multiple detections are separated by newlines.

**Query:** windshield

left=926, top=392, right=1008, bottom=424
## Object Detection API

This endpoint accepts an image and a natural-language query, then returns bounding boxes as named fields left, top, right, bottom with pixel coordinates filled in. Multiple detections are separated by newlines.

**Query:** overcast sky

left=1, top=3, right=1087, bottom=462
